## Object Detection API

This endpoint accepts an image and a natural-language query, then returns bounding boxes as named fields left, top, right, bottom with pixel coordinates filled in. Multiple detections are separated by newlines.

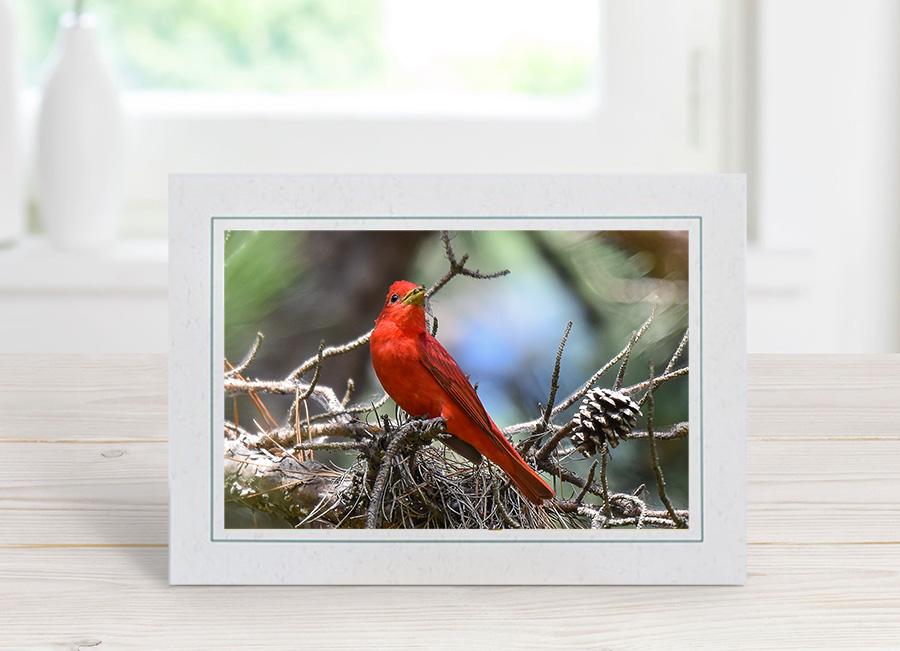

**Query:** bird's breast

left=371, top=324, right=441, bottom=418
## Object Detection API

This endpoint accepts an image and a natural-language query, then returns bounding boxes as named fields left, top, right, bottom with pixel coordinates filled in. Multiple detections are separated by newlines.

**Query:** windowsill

left=22, top=89, right=601, bottom=122
left=0, top=235, right=167, bottom=293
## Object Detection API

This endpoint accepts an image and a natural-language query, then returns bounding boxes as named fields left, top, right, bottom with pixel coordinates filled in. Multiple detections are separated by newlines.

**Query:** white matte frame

left=169, top=174, right=746, bottom=585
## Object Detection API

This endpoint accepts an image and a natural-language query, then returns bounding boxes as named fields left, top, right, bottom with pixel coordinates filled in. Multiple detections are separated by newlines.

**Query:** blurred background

left=224, top=230, right=689, bottom=526
left=0, top=0, right=898, bottom=353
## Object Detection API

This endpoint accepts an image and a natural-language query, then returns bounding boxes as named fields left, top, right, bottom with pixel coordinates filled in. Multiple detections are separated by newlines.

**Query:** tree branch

left=538, top=320, right=572, bottom=433
left=505, top=310, right=657, bottom=438
left=287, top=329, right=374, bottom=382
left=646, top=365, right=687, bottom=528
left=624, top=367, right=689, bottom=401
left=226, top=331, right=264, bottom=377
left=427, top=231, right=510, bottom=297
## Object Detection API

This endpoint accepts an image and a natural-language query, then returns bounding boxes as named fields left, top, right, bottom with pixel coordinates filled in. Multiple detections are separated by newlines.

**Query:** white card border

left=169, top=175, right=746, bottom=584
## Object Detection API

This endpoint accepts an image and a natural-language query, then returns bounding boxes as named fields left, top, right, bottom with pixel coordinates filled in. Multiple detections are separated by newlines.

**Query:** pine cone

left=571, top=388, right=641, bottom=455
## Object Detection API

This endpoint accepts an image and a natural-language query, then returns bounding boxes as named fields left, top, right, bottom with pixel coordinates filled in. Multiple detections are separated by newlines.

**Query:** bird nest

left=227, top=412, right=563, bottom=529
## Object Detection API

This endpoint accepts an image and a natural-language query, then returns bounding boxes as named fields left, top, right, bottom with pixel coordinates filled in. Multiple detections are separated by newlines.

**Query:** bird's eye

left=390, top=293, right=399, bottom=303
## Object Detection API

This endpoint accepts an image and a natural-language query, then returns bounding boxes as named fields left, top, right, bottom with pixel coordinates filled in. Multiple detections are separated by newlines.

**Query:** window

left=18, top=0, right=599, bottom=103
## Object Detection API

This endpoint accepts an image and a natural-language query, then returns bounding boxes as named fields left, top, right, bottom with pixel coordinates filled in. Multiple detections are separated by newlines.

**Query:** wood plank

left=0, top=545, right=897, bottom=649
left=1, top=437, right=897, bottom=546
left=749, top=354, right=900, bottom=437
left=748, top=439, right=900, bottom=543
left=0, top=442, right=167, bottom=546
left=0, top=354, right=167, bottom=441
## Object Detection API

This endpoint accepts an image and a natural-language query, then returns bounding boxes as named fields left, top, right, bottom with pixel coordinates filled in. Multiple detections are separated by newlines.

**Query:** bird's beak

left=401, top=285, right=427, bottom=306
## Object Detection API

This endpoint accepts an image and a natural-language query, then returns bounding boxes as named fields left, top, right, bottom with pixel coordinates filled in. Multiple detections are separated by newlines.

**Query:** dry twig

left=645, top=364, right=687, bottom=528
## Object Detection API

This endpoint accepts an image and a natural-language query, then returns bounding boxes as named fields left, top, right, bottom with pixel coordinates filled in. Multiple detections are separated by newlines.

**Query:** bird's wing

left=419, top=332, right=554, bottom=504
left=418, top=333, right=496, bottom=437
left=442, top=435, right=483, bottom=464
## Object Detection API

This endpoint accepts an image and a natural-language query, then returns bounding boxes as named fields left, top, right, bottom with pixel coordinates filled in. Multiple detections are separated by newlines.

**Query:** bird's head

left=376, top=280, right=427, bottom=329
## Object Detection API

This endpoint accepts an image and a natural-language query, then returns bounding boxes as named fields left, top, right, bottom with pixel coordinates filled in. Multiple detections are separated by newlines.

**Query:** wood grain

left=0, top=546, right=897, bottom=649
left=0, top=354, right=166, bottom=442
left=0, top=354, right=898, bottom=649
left=748, top=355, right=900, bottom=437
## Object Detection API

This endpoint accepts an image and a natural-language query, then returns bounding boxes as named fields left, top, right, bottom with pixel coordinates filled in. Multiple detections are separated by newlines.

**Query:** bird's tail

left=487, top=425, right=554, bottom=505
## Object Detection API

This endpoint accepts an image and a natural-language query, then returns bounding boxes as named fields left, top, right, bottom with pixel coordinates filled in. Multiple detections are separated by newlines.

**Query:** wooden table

left=1, top=355, right=898, bottom=649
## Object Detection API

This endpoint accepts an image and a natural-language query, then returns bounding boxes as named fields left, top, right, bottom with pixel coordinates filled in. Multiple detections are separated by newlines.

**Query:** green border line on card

left=209, top=216, right=703, bottom=544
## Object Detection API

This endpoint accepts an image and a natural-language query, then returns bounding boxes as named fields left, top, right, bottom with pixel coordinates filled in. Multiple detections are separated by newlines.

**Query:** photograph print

left=223, top=228, right=690, bottom=531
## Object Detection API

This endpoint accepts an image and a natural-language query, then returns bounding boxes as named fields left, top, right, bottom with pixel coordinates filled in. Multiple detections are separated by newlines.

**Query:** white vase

left=37, top=11, right=124, bottom=251
left=0, top=0, right=24, bottom=245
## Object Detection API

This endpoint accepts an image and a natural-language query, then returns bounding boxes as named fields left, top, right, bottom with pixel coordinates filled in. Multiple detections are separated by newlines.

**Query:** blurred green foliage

left=17, top=0, right=382, bottom=90
left=15, top=0, right=593, bottom=96
left=224, top=231, right=304, bottom=356
left=457, top=46, right=593, bottom=96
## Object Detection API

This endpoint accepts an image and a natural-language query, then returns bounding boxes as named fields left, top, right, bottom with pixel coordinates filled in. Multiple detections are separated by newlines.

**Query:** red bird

left=370, top=280, right=554, bottom=505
